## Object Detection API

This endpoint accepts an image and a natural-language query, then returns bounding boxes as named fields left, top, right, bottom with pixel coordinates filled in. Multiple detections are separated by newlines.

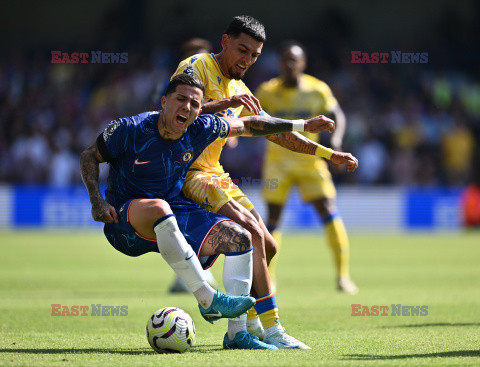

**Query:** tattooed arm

left=264, top=132, right=318, bottom=155
left=227, top=114, right=334, bottom=137
left=225, top=115, right=358, bottom=172
left=79, top=142, right=118, bottom=223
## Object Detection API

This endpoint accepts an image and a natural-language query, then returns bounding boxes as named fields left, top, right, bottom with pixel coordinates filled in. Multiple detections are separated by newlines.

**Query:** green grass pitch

left=1, top=230, right=479, bottom=366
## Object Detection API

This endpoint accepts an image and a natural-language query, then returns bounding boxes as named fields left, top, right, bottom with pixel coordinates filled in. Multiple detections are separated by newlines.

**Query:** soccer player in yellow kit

left=173, top=16, right=358, bottom=348
left=256, top=41, right=358, bottom=294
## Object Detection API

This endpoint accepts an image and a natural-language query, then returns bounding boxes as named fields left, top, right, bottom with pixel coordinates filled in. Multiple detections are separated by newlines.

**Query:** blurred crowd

left=1, top=12, right=478, bottom=188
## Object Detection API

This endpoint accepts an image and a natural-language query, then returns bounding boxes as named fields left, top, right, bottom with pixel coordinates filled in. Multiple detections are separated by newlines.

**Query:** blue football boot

left=198, top=291, right=255, bottom=323
left=223, top=331, right=278, bottom=350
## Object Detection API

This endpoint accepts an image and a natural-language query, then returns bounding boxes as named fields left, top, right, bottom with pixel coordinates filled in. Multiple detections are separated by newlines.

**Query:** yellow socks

left=325, top=216, right=350, bottom=279
left=255, top=293, right=279, bottom=328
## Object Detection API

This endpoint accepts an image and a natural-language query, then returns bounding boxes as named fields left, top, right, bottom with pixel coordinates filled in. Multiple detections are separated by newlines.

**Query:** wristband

left=292, top=119, right=305, bottom=132
left=315, top=145, right=334, bottom=160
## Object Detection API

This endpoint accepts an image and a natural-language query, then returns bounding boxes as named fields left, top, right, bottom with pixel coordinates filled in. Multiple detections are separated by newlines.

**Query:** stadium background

left=0, top=0, right=479, bottom=232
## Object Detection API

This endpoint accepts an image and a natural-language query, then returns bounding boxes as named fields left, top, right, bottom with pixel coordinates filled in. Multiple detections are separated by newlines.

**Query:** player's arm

left=227, top=114, right=334, bottom=137
left=226, top=115, right=358, bottom=172
left=264, top=131, right=357, bottom=171
left=79, top=141, right=118, bottom=223
left=202, top=94, right=262, bottom=115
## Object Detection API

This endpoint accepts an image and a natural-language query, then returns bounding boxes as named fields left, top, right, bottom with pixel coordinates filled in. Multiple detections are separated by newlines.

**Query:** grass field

left=1, top=230, right=479, bottom=366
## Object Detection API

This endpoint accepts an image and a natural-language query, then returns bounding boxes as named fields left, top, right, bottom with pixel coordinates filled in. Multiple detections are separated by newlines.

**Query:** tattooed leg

left=201, top=220, right=254, bottom=322
left=200, top=220, right=252, bottom=256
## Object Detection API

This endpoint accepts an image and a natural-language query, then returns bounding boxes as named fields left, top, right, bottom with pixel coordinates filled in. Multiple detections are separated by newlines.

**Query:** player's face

left=161, top=84, right=203, bottom=137
left=280, top=45, right=306, bottom=82
left=221, top=33, right=263, bottom=80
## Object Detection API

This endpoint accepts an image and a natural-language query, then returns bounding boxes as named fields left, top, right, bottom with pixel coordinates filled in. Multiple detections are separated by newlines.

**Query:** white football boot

left=264, top=327, right=311, bottom=349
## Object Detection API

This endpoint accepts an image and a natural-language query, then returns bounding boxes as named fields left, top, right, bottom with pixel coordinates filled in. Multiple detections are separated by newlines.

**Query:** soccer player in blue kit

left=79, top=74, right=338, bottom=350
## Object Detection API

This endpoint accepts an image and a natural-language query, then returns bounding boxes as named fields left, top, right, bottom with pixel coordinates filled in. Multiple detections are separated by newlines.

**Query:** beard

left=228, top=67, right=246, bottom=80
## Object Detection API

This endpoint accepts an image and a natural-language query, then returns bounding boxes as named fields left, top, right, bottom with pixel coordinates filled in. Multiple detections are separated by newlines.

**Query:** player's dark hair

left=279, top=40, right=307, bottom=58
left=225, top=15, right=266, bottom=43
left=165, top=74, right=205, bottom=99
left=180, top=38, right=212, bottom=60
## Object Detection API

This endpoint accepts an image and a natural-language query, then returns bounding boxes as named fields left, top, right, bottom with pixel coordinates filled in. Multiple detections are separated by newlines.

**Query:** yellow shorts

left=263, top=158, right=336, bottom=205
left=182, top=170, right=254, bottom=213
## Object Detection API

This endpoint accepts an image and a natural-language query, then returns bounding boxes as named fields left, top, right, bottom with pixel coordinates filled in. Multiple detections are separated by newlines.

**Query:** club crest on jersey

left=180, top=150, right=194, bottom=164
left=103, top=120, right=121, bottom=141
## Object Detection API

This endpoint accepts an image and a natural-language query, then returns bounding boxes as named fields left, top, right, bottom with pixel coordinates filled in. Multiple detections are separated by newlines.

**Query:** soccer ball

left=146, top=307, right=196, bottom=353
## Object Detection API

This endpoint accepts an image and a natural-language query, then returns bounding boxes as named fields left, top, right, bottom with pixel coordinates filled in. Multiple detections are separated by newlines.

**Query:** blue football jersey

left=96, top=111, right=230, bottom=208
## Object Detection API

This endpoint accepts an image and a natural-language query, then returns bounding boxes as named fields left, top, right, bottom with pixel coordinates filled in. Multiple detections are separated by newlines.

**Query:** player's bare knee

left=314, top=197, right=336, bottom=217
left=205, top=221, right=252, bottom=255
left=149, top=200, right=172, bottom=220
left=265, top=235, right=278, bottom=257
left=234, top=225, right=252, bottom=252
left=239, top=219, right=264, bottom=248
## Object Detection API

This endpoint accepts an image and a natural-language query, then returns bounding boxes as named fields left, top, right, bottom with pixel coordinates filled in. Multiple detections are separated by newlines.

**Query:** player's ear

left=221, top=34, right=230, bottom=50
left=161, top=95, right=167, bottom=110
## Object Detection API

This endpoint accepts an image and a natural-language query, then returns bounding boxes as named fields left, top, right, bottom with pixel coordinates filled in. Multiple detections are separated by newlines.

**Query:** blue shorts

left=103, top=195, right=230, bottom=269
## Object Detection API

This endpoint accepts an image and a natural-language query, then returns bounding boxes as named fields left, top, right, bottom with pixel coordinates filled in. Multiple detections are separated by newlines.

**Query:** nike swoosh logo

left=279, top=342, right=300, bottom=348
left=204, top=311, right=222, bottom=317
left=134, top=159, right=151, bottom=165
left=185, top=253, right=194, bottom=261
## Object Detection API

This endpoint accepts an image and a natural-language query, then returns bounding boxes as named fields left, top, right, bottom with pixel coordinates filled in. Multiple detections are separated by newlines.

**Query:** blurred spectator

left=0, top=15, right=478, bottom=188
left=355, top=130, right=387, bottom=184
left=441, top=114, right=476, bottom=186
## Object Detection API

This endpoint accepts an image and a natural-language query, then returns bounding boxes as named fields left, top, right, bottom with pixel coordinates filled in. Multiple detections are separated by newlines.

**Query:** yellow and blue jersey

left=96, top=111, right=230, bottom=209
left=255, top=74, right=338, bottom=165
left=172, top=53, right=254, bottom=175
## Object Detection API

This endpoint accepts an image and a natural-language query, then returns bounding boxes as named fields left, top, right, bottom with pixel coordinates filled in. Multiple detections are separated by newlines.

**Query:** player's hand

left=304, top=115, right=335, bottom=133
left=331, top=151, right=358, bottom=172
left=229, top=94, right=262, bottom=115
left=91, top=198, right=118, bottom=223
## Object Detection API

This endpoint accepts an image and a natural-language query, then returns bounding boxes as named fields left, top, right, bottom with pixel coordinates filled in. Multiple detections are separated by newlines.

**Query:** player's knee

left=265, top=235, right=278, bottom=261
left=149, top=200, right=172, bottom=220
left=315, top=198, right=336, bottom=217
left=239, top=219, right=264, bottom=247
left=233, top=224, right=252, bottom=253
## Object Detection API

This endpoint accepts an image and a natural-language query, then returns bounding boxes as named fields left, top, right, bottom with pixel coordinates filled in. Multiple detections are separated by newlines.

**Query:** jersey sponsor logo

left=219, top=120, right=229, bottom=138
left=190, top=56, right=199, bottom=63
left=183, top=66, right=194, bottom=76
left=180, top=150, right=194, bottom=164
left=103, top=120, right=121, bottom=141
left=134, top=159, right=151, bottom=165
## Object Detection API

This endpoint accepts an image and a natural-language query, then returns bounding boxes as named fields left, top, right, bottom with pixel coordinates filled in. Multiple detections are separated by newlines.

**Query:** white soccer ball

left=146, top=307, right=196, bottom=353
